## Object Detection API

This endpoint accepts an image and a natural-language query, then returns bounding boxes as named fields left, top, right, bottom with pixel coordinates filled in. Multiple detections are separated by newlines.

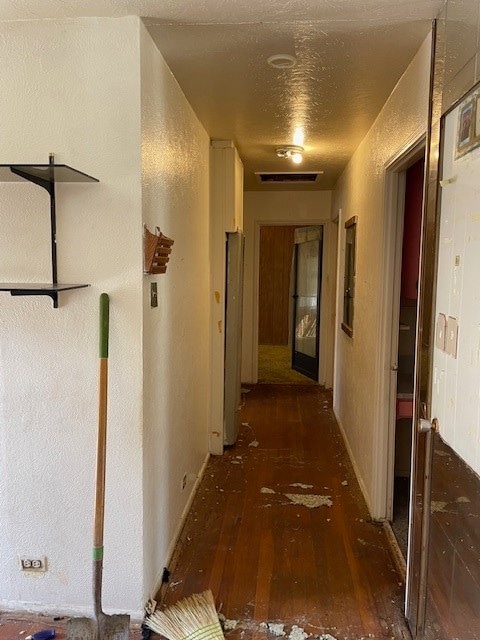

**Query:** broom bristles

left=146, top=590, right=225, bottom=640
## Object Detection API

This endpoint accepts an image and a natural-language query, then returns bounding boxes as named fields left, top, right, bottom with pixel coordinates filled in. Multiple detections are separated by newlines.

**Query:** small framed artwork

left=476, top=94, right=480, bottom=139
left=456, top=98, right=474, bottom=157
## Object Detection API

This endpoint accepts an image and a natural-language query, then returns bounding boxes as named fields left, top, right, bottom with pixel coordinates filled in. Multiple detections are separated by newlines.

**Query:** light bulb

left=293, top=127, right=304, bottom=147
left=291, top=152, right=303, bottom=164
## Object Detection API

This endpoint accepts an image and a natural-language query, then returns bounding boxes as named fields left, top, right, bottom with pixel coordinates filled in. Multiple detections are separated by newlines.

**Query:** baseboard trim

left=333, top=409, right=373, bottom=515
left=150, top=452, right=211, bottom=599
left=0, top=601, right=144, bottom=623
left=382, top=519, right=407, bottom=583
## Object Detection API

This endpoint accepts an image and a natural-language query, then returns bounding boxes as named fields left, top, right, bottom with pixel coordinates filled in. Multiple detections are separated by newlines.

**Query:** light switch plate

left=435, top=313, right=447, bottom=351
left=150, top=282, right=158, bottom=308
left=445, top=316, right=458, bottom=358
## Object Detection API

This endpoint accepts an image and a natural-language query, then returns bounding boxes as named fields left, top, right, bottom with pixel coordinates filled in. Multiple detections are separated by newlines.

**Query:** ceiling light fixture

left=276, top=145, right=304, bottom=164
left=293, top=127, right=305, bottom=147
left=267, top=54, right=296, bottom=69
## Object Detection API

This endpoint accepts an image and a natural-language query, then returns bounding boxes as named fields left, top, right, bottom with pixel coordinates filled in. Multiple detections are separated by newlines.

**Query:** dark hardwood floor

left=158, top=385, right=410, bottom=640
left=425, top=434, right=480, bottom=640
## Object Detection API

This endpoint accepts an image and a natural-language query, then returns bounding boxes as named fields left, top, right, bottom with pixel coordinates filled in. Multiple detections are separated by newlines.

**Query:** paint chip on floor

left=285, top=494, right=333, bottom=508
left=288, top=625, right=309, bottom=640
left=224, top=619, right=238, bottom=631
left=341, top=480, right=348, bottom=486
left=319, top=635, right=338, bottom=640
left=261, top=487, right=276, bottom=494
left=431, top=501, right=448, bottom=513
left=456, top=496, right=471, bottom=503
left=249, top=440, right=259, bottom=447
left=219, top=614, right=238, bottom=631
left=267, top=623, right=286, bottom=636
left=290, top=483, right=313, bottom=489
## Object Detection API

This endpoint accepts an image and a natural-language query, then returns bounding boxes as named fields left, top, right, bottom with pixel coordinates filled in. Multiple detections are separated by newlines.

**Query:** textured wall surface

left=332, top=35, right=431, bottom=517
left=242, top=191, right=334, bottom=386
left=441, top=0, right=480, bottom=114
left=139, top=23, right=211, bottom=599
left=432, top=100, right=480, bottom=475
left=0, top=17, right=144, bottom=617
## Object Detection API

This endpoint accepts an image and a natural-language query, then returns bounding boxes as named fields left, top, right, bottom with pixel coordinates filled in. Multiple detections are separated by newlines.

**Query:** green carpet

left=258, top=344, right=316, bottom=384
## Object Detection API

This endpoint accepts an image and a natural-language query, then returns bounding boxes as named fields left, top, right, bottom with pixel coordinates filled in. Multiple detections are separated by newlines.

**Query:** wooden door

left=258, top=226, right=297, bottom=345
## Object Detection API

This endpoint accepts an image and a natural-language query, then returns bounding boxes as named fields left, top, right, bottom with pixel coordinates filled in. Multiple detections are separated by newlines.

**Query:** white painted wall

left=140, top=23, right=211, bottom=597
left=332, top=35, right=432, bottom=517
left=0, top=18, right=144, bottom=616
left=242, top=191, right=334, bottom=386
left=210, top=142, right=244, bottom=454
left=432, top=100, right=480, bottom=475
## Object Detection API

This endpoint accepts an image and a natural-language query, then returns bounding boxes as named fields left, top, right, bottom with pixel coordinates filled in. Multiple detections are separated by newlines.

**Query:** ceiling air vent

left=255, top=171, right=323, bottom=183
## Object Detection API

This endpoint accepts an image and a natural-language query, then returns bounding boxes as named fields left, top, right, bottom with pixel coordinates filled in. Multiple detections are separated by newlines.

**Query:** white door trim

left=372, top=133, right=426, bottom=520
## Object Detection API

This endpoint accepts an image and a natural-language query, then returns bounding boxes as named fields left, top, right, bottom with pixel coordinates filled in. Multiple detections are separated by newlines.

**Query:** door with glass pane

left=292, top=227, right=323, bottom=381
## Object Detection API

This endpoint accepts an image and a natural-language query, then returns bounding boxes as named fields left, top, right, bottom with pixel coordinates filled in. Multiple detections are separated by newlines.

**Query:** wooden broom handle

left=94, top=294, right=109, bottom=554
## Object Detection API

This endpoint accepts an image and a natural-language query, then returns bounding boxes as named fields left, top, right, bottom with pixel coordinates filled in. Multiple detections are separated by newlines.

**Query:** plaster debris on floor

left=248, top=440, right=259, bottom=447
left=284, top=494, right=333, bottom=508
left=456, top=496, right=471, bottom=503
left=288, top=625, right=309, bottom=640
left=219, top=614, right=238, bottom=631
left=265, top=622, right=286, bottom=636
left=261, top=487, right=276, bottom=494
left=341, top=480, right=348, bottom=486
left=290, top=483, right=313, bottom=489
left=431, top=500, right=449, bottom=513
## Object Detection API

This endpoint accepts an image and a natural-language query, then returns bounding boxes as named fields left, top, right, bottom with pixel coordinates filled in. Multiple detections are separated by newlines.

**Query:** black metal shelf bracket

left=10, top=288, right=59, bottom=308
left=0, top=155, right=98, bottom=308
left=10, top=154, right=58, bottom=287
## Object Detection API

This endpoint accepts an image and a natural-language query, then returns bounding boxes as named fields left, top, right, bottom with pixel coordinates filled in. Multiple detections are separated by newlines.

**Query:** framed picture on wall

left=455, top=85, right=480, bottom=158
left=456, top=98, right=474, bottom=156
left=476, top=95, right=480, bottom=138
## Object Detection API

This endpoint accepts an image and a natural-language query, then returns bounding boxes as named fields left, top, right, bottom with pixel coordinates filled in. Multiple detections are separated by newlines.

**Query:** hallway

left=158, top=385, right=410, bottom=640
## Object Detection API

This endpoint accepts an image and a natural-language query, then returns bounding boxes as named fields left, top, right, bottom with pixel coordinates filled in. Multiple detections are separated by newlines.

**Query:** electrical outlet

left=19, top=556, right=47, bottom=572
left=181, top=473, right=187, bottom=491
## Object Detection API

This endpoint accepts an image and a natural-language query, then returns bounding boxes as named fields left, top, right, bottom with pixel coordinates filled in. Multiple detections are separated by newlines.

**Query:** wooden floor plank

left=158, top=385, right=410, bottom=640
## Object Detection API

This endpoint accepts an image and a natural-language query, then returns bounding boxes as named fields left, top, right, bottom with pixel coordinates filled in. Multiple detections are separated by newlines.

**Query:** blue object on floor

left=32, top=631, right=56, bottom=640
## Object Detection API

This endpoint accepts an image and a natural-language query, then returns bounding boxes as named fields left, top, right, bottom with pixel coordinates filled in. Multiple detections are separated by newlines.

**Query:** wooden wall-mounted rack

left=143, top=225, right=174, bottom=275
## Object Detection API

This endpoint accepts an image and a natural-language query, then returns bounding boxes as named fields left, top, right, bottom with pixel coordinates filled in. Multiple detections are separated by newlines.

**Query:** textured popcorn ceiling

left=0, top=0, right=446, bottom=188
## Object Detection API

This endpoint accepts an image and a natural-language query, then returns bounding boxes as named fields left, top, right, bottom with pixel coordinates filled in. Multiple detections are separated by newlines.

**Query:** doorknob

left=418, top=418, right=439, bottom=433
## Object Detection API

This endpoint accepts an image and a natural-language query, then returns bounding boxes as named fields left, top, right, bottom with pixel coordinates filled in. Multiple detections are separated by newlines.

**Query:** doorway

left=292, top=226, right=323, bottom=381
left=391, top=157, right=425, bottom=559
left=257, top=225, right=317, bottom=384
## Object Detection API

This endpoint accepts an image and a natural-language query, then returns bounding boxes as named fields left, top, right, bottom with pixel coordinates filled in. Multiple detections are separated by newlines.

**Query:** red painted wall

left=401, top=158, right=424, bottom=300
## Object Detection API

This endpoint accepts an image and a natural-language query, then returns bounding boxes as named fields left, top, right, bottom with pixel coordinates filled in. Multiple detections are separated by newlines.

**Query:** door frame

left=291, top=229, right=324, bottom=381
left=252, top=219, right=334, bottom=386
left=381, top=136, right=427, bottom=524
